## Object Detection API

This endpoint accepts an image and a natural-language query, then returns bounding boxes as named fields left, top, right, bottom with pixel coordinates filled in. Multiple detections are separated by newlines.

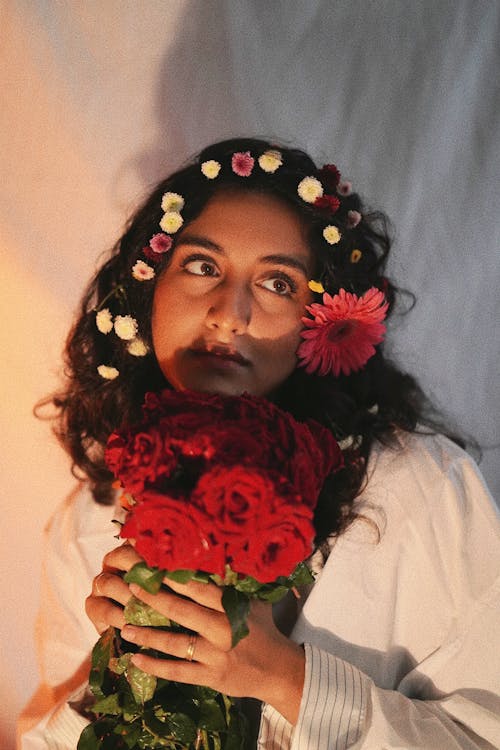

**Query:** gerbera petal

left=298, top=287, right=388, bottom=377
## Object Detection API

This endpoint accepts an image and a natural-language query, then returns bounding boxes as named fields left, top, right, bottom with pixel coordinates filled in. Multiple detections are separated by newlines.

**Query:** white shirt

left=19, top=432, right=500, bottom=749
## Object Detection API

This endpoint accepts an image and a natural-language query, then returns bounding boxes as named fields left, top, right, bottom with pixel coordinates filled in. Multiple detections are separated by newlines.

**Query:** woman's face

left=151, top=190, right=314, bottom=396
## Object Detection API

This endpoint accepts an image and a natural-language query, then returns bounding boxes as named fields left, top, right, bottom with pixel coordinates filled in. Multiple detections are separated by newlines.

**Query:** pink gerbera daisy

left=297, top=287, right=388, bottom=377
left=232, top=151, right=254, bottom=177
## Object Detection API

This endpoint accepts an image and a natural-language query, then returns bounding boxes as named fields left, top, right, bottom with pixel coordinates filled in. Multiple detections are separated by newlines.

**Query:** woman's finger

left=86, top=570, right=131, bottom=634
left=129, top=583, right=232, bottom=650
left=103, top=543, right=142, bottom=573
left=85, top=594, right=125, bottom=634
left=163, top=577, right=225, bottom=612
left=130, top=652, right=209, bottom=687
left=122, top=625, right=211, bottom=665
left=92, top=571, right=130, bottom=605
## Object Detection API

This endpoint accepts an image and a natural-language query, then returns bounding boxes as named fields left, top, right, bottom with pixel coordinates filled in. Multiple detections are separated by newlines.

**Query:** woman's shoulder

left=364, top=429, right=497, bottom=523
left=349, top=431, right=500, bottom=593
left=45, top=482, right=121, bottom=535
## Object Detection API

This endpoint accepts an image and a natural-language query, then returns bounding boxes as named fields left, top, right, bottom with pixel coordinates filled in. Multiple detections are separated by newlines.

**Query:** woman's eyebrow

left=175, top=234, right=223, bottom=253
left=176, top=235, right=309, bottom=276
left=260, top=254, right=309, bottom=277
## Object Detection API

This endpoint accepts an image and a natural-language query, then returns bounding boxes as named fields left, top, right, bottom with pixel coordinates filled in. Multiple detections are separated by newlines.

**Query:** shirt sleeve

left=259, top=436, right=500, bottom=749
left=261, top=634, right=500, bottom=750
left=18, top=485, right=119, bottom=749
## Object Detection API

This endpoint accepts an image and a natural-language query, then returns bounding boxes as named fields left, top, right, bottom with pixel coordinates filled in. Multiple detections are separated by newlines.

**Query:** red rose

left=192, top=425, right=266, bottom=467
left=106, top=428, right=176, bottom=496
left=192, top=466, right=284, bottom=537
left=288, top=420, right=344, bottom=506
left=120, top=494, right=226, bottom=576
left=228, top=503, right=315, bottom=582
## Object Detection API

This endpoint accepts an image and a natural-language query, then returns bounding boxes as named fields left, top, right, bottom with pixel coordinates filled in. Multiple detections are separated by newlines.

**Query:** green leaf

left=233, top=575, right=262, bottom=594
left=91, top=693, right=122, bottom=716
left=287, top=561, right=315, bottom=587
left=221, top=588, right=250, bottom=647
left=145, top=709, right=198, bottom=744
left=112, top=722, right=142, bottom=748
left=164, top=569, right=195, bottom=583
left=124, top=562, right=165, bottom=594
left=126, top=662, right=157, bottom=704
left=198, top=698, right=226, bottom=731
left=109, top=653, right=132, bottom=676
left=77, top=724, right=100, bottom=750
left=124, top=596, right=170, bottom=627
left=89, top=627, right=116, bottom=698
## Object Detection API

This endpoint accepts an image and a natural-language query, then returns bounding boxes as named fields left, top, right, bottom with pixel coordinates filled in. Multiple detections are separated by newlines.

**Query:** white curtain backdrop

left=1, top=1, right=499, bottom=747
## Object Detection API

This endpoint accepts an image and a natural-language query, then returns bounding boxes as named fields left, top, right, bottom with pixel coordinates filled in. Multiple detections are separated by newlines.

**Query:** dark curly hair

left=40, top=137, right=456, bottom=549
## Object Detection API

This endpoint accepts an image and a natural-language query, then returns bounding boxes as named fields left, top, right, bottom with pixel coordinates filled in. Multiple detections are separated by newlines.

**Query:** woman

left=20, top=138, right=500, bottom=749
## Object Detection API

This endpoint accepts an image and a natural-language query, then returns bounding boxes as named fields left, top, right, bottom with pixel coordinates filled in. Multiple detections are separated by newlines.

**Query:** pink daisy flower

left=143, top=233, right=173, bottom=262
left=337, top=180, right=352, bottom=197
left=297, top=287, right=388, bottom=377
left=150, top=233, right=173, bottom=254
left=347, top=210, right=362, bottom=228
left=232, top=151, right=254, bottom=177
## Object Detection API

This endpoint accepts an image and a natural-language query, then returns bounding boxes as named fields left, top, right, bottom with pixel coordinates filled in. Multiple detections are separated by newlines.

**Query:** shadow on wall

left=128, top=0, right=359, bottom=184
left=132, top=0, right=249, bottom=184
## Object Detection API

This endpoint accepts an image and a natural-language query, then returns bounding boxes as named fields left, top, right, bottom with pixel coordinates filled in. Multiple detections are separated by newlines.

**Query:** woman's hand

left=86, top=545, right=305, bottom=725
left=85, top=544, right=143, bottom=633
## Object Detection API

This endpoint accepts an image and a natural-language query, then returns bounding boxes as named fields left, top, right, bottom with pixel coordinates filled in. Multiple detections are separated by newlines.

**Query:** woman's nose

left=205, top=283, right=251, bottom=337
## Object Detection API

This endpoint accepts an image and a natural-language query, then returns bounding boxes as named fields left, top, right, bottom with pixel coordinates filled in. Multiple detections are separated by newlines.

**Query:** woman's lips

left=189, top=346, right=251, bottom=369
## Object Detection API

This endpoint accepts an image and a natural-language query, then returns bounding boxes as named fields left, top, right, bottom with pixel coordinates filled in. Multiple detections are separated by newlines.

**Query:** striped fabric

left=259, top=644, right=368, bottom=749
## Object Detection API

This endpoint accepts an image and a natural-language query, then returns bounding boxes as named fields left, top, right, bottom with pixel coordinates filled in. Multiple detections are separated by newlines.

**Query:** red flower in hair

left=298, top=287, right=388, bottom=377
left=314, top=195, right=341, bottom=213
left=318, top=164, right=341, bottom=190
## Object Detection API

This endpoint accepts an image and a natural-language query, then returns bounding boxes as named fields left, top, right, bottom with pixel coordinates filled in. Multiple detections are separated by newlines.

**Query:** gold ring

left=185, top=633, right=197, bottom=662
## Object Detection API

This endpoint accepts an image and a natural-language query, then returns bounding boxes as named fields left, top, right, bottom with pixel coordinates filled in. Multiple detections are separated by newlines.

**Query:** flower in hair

left=258, top=149, right=283, bottom=173
left=232, top=151, right=254, bottom=177
left=318, top=164, right=341, bottom=190
left=314, top=195, right=340, bottom=213
left=201, top=159, right=222, bottom=179
left=323, top=225, right=341, bottom=245
left=97, top=364, right=119, bottom=380
left=297, top=176, right=323, bottom=203
left=114, top=315, right=138, bottom=341
left=127, top=338, right=149, bottom=356
left=96, top=308, right=113, bottom=334
left=347, top=210, right=362, bottom=228
left=297, top=287, right=389, bottom=377
left=132, top=260, right=155, bottom=281
left=337, top=180, right=352, bottom=197
left=161, top=192, right=185, bottom=213
left=160, top=211, right=183, bottom=234
left=150, top=233, right=173, bottom=254
left=144, top=233, right=173, bottom=263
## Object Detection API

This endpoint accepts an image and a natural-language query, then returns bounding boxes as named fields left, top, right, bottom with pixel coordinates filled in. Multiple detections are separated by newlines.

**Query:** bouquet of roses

left=78, top=390, right=343, bottom=750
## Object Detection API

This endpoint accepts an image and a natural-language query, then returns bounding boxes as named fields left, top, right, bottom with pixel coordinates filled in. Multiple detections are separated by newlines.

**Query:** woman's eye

left=183, top=259, right=219, bottom=277
left=260, top=276, right=295, bottom=296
